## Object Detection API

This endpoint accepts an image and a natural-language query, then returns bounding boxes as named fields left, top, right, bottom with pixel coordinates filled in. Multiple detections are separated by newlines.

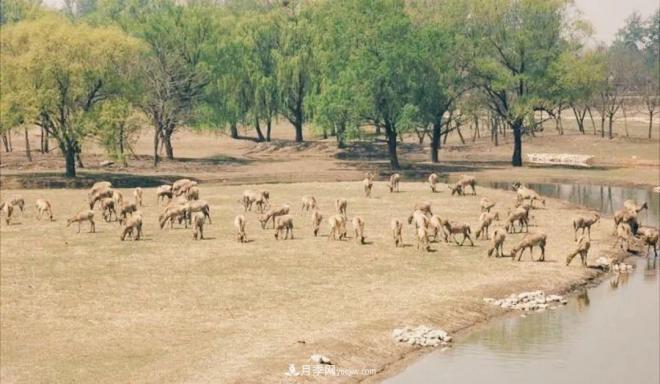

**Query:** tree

left=276, top=2, right=315, bottom=142
left=313, top=0, right=421, bottom=169
left=0, top=0, right=43, bottom=25
left=141, top=4, right=212, bottom=164
left=87, top=99, right=143, bottom=166
left=242, top=12, right=282, bottom=142
left=549, top=50, right=605, bottom=134
left=410, top=0, right=472, bottom=162
left=597, top=45, right=646, bottom=139
left=641, top=80, right=658, bottom=139
left=91, top=0, right=213, bottom=165
left=468, top=0, right=573, bottom=166
left=310, top=70, right=363, bottom=148
left=0, top=16, right=142, bottom=177
left=308, top=0, right=367, bottom=148
left=613, top=9, right=659, bottom=139
left=201, top=10, right=251, bottom=140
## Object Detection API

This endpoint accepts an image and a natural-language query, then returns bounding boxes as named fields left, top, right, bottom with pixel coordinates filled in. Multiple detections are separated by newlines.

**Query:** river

left=384, top=182, right=660, bottom=384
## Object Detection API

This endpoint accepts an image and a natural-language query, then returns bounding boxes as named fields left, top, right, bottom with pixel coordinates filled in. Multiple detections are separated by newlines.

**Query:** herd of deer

left=0, top=173, right=657, bottom=263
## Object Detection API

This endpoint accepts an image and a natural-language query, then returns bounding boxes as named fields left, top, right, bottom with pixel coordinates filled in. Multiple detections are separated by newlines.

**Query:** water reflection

left=575, top=290, right=590, bottom=313
left=609, top=272, right=630, bottom=289
left=385, top=183, right=660, bottom=384
left=486, top=181, right=660, bottom=227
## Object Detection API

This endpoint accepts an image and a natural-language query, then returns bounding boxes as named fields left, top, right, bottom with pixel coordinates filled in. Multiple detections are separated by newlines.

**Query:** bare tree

left=641, top=82, right=659, bottom=139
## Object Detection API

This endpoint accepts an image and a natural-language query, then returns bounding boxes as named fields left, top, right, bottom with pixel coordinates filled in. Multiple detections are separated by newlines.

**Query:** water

left=385, top=182, right=660, bottom=384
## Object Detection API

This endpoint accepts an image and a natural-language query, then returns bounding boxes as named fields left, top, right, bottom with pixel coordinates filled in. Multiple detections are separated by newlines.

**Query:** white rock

left=310, top=354, right=331, bottom=365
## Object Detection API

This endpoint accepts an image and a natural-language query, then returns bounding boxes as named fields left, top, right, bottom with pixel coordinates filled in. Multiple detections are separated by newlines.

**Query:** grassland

left=0, top=181, right=621, bottom=383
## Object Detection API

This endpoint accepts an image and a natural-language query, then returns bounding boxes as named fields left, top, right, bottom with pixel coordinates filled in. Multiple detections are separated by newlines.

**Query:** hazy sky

left=42, top=0, right=658, bottom=44
left=574, top=0, right=658, bottom=43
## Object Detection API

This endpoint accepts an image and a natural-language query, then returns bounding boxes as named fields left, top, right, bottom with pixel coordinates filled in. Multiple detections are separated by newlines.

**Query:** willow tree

left=0, top=16, right=142, bottom=177
left=410, top=0, right=473, bottom=162
left=468, top=0, right=572, bottom=166
left=347, top=0, right=420, bottom=169
left=200, top=10, right=248, bottom=139
left=310, top=0, right=420, bottom=169
left=135, top=4, right=212, bottom=164
left=308, top=0, right=366, bottom=147
left=276, top=3, right=316, bottom=142
left=243, top=12, right=282, bottom=142
left=92, top=0, right=213, bottom=164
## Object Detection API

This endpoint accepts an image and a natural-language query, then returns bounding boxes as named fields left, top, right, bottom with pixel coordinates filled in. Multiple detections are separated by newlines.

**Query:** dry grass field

left=0, top=181, right=620, bottom=383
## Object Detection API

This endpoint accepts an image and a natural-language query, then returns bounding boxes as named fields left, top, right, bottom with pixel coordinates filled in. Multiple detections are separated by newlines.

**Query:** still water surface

left=385, top=182, right=659, bottom=384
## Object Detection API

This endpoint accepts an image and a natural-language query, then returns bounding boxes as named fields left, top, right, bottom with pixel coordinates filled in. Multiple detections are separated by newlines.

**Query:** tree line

left=1, top=0, right=658, bottom=177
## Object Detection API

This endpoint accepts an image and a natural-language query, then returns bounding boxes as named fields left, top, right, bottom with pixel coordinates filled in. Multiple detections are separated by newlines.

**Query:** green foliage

left=0, top=0, right=43, bottom=25
left=309, top=0, right=423, bottom=167
left=1, top=0, right=624, bottom=171
left=467, top=0, right=572, bottom=165
left=549, top=50, right=606, bottom=107
left=0, top=15, right=143, bottom=175
left=612, top=9, right=659, bottom=86
left=275, top=5, right=316, bottom=142
left=85, top=99, right=144, bottom=164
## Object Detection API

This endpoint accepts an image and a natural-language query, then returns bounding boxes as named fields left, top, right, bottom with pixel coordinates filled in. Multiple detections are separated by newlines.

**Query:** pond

left=384, top=182, right=660, bottom=384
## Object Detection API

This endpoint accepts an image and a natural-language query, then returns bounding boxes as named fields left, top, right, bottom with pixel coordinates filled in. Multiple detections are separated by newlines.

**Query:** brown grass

left=1, top=181, right=617, bottom=383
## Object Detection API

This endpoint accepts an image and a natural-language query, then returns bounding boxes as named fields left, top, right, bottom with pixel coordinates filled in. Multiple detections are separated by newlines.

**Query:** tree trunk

left=600, top=114, right=605, bottom=138
left=1, top=133, right=9, bottom=152
left=159, top=132, right=165, bottom=154
left=119, top=123, right=127, bottom=167
left=24, top=127, right=32, bottom=162
left=266, top=119, right=272, bottom=142
left=430, top=115, right=442, bottom=163
left=153, top=129, right=160, bottom=167
left=44, top=127, right=49, bottom=152
left=572, top=106, right=585, bottom=134
left=229, top=122, right=238, bottom=139
left=492, top=117, right=499, bottom=146
left=511, top=119, right=523, bottom=167
left=586, top=107, right=596, bottom=135
left=254, top=118, right=265, bottom=142
left=40, top=127, right=45, bottom=153
left=336, top=123, right=345, bottom=148
left=76, top=153, right=84, bottom=168
left=375, top=125, right=381, bottom=136
left=294, top=121, right=303, bottom=142
left=622, top=105, right=629, bottom=137
left=608, top=115, right=614, bottom=139
left=384, top=122, right=400, bottom=169
left=164, top=134, right=174, bottom=159
left=649, top=111, right=654, bottom=139
left=473, top=116, right=480, bottom=141
left=65, top=146, right=76, bottom=177
left=416, top=129, right=425, bottom=144
left=456, top=124, right=465, bottom=144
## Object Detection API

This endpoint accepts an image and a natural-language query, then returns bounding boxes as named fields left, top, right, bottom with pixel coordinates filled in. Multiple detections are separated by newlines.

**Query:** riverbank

left=379, top=256, right=658, bottom=384
left=0, top=181, right=628, bottom=383
left=365, top=263, right=613, bottom=384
